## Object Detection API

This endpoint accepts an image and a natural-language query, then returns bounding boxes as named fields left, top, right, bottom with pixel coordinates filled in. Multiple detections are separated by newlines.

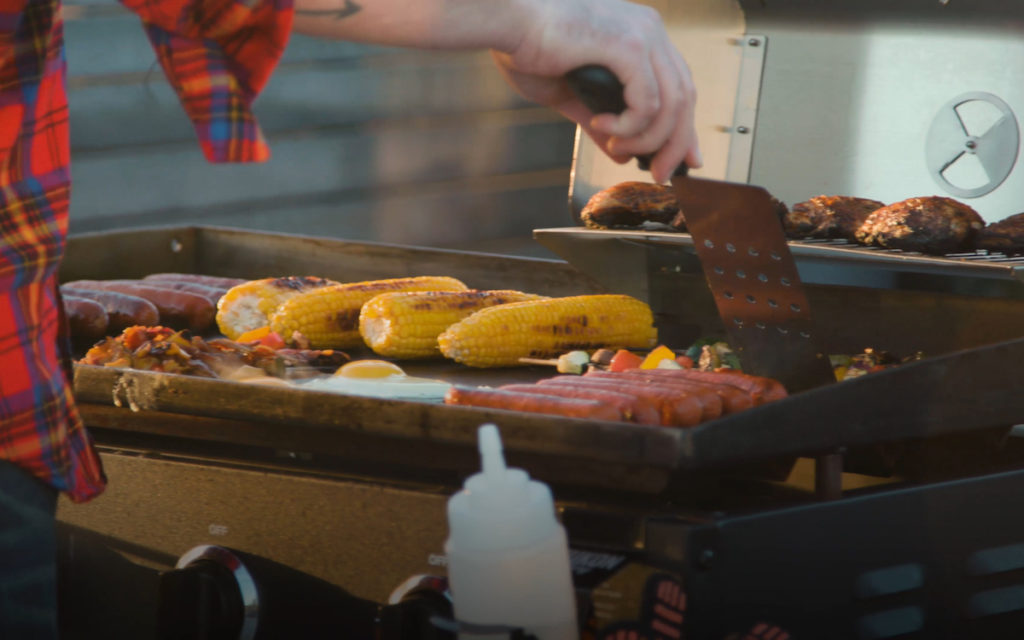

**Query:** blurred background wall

left=64, top=0, right=577, bottom=257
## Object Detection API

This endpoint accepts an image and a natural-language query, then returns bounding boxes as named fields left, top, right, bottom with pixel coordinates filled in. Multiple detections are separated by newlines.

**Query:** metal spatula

left=566, top=65, right=834, bottom=392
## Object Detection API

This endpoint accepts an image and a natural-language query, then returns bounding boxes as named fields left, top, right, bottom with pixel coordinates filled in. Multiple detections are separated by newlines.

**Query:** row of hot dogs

left=60, top=273, right=245, bottom=341
left=445, top=366, right=787, bottom=427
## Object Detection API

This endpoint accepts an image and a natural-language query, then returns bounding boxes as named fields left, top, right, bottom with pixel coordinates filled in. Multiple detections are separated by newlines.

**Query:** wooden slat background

left=63, top=1, right=576, bottom=257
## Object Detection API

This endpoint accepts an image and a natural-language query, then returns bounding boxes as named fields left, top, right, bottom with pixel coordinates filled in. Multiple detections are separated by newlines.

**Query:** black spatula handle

left=565, top=64, right=687, bottom=177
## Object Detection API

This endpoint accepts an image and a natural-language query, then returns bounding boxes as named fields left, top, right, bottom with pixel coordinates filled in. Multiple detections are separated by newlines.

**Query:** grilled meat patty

left=784, top=195, right=885, bottom=241
left=580, top=181, right=681, bottom=230
left=974, top=212, right=1024, bottom=255
left=581, top=181, right=787, bottom=232
left=854, top=196, right=984, bottom=254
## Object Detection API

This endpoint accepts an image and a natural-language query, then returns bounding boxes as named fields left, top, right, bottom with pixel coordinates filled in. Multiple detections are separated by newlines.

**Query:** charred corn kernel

left=270, top=276, right=469, bottom=349
left=359, top=289, right=547, bottom=359
left=216, top=276, right=339, bottom=340
left=438, top=294, right=658, bottom=368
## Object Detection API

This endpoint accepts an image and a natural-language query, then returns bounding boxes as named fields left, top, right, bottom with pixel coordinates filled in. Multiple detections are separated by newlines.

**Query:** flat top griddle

left=67, top=226, right=1024, bottom=495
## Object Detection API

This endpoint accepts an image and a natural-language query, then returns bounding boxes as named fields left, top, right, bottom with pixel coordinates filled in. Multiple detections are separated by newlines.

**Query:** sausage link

left=499, top=383, right=661, bottom=426
left=101, top=279, right=226, bottom=306
left=62, top=295, right=109, bottom=342
left=444, top=386, right=624, bottom=422
left=636, top=368, right=788, bottom=405
left=539, top=376, right=707, bottom=427
left=61, top=286, right=160, bottom=332
left=577, top=372, right=724, bottom=422
left=143, top=273, right=246, bottom=289
left=599, top=370, right=755, bottom=415
left=63, top=280, right=214, bottom=333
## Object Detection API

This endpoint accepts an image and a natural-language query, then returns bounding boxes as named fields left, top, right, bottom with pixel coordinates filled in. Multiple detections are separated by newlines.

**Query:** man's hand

left=292, top=0, right=701, bottom=182
left=490, top=0, right=701, bottom=183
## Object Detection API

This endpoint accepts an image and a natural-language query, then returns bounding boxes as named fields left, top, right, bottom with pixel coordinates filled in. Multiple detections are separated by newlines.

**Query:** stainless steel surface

left=739, top=1, right=1024, bottom=221
left=59, top=226, right=605, bottom=298
left=571, top=2, right=1024, bottom=224
left=724, top=35, right=766, bottom=184
left=533, top=227, right=1024, bottom=300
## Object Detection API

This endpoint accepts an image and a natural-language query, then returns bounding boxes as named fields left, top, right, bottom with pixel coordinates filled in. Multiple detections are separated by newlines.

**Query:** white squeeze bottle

left=445, top=424, right=578, bottom=640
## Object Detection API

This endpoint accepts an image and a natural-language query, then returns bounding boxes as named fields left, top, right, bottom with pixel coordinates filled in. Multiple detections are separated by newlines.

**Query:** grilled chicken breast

left=855, top=196, right=984, bottom=255
left=784, top=195, right=885, bottom=241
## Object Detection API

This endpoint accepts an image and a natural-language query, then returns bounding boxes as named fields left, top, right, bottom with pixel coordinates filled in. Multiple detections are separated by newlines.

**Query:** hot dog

left=593, top=370, right=755, bottom=415
left=498, top=383, right=661, bottom=426
left=62, top=295, right=109, bottom=342
left=143, top=273, right=246, bottom=289
left=571, top=372, right=723, bottom=422
left=444, top=386, right=624, bottom=422
left=636, top=368, right=788, bottom=405
left=538, top=376, right=708, bottom=427
left=61, top=286, right=160, bottom=332
left=118, top=279, right=225, bottom=306
left=63, top=280, right=214, bottom=333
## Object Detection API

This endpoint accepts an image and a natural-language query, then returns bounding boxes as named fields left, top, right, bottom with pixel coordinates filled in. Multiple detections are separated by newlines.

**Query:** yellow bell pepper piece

left=640, top=344, right=676, bottom=369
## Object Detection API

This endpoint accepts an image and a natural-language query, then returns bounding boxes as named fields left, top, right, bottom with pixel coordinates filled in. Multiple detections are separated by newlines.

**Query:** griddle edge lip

left=73, top=331, right=1024, bottom=473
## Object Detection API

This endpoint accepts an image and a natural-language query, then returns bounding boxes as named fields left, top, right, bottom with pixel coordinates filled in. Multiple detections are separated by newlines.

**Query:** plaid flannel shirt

left=0, top=0, right=292, bottom=503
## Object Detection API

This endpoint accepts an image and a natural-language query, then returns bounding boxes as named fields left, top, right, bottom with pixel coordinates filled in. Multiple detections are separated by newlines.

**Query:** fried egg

left=299, top=359, right=451, bottom=401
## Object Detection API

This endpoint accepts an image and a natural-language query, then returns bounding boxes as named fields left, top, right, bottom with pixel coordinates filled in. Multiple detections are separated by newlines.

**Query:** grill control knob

left=158, top=546, right=256, bottom=640
left=382, top=575, right=455, bottom=640
left=158, top=545, right=381, bottom=640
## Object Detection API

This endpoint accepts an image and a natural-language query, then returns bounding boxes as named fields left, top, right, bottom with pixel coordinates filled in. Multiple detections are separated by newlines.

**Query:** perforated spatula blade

left=566, top=65, right=834, bottom=391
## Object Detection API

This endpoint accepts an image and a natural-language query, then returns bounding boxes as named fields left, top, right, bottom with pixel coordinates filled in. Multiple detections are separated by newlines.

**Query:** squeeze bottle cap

left=446, top=424, right=559, bottom=551
left=478, top=424, right=505, bottom=484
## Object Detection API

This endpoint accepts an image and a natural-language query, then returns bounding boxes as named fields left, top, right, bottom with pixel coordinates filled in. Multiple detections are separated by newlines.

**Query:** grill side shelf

left=533, top=228, right=1024, bottom=299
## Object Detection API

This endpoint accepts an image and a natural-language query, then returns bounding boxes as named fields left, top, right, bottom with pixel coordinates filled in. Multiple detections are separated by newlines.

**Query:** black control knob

left=158, top=546, right=254, bottom=640
left=158, top=545, right=380, bottom=640
left=381, top=575, right=455, bottom=640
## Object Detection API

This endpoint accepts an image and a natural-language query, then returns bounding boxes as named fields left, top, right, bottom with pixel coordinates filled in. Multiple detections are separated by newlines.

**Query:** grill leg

left=815, top=451, right=844, bottom=500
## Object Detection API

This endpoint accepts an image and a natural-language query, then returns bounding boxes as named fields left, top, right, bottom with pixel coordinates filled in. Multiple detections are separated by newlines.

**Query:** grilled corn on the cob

left=359, top=289, right=547, bottom=359
left=215, top=276, right=339, bottom=340
left=438, top=294, right=658, bottom=367
left=270, top=276, right=469, bottom=349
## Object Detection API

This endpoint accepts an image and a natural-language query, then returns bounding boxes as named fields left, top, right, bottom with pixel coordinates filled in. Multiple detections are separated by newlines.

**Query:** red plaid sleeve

left=0, top=0, right=106, bottom=502
left=120, top=0, right=294, bottom=162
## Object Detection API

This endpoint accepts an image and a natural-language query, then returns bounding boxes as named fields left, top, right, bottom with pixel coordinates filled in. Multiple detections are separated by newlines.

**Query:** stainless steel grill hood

left=571, top=0, right=1024, bottom=224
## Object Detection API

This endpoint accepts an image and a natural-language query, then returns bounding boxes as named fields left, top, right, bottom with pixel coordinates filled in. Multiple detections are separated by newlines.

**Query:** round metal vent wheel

left=925, top=92, right=1020, bottom=199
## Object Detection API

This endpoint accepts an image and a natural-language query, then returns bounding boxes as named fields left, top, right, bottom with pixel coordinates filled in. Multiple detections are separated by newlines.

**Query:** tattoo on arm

left=297, top=0, right=362, bottom=20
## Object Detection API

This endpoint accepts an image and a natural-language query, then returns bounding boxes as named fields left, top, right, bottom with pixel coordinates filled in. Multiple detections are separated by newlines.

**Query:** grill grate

left=533, top=227, right=1024, bottom=298
left=793, top=236, right=1024, bottom=265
